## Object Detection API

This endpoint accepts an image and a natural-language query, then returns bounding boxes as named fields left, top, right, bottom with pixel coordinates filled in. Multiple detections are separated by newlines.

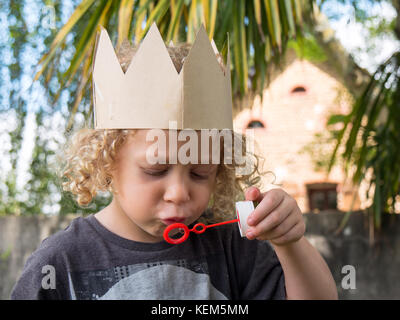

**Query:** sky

left=2, top=0, right=399, bottom=214
left=322, top=0, right=399, bottom=72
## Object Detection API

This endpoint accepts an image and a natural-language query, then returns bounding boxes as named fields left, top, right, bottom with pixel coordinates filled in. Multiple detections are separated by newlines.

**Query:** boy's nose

left=163, top=176, right=190, bottom=204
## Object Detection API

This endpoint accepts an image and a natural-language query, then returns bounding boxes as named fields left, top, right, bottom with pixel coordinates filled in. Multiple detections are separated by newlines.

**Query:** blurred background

left=0, top=0, right=399, bottom=299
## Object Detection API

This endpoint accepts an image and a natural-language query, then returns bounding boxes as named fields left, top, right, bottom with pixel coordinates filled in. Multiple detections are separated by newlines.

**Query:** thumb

left=245, top=186, right=260, bottom=201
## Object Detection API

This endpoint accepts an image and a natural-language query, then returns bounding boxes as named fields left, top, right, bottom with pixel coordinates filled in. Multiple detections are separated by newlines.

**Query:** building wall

left=234, top=59, right=361, bottom=213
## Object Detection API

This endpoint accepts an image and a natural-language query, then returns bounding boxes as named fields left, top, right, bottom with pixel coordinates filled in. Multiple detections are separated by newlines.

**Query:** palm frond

left=327, top=52, right=400, bottom=231
left=34, top=0, right=310, bottom=130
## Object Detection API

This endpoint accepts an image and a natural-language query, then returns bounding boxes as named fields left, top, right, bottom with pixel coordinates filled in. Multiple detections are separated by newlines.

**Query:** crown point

left=125, top=22, right=176, bottom=76
left=186, top=23, right=223, bottom=72
left=97, top=25, right=109, bottom=41
left=142, top=22, right=163, bottom=46
left=93, top=27, right=124, bottom=77
left=196, top=24, right=207, bottom=38
left=148, top=22, right=159, bottom=33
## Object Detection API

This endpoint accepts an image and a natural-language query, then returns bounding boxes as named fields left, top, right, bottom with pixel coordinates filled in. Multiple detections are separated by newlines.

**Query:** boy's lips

left=161, top=218, right=186, bottom=225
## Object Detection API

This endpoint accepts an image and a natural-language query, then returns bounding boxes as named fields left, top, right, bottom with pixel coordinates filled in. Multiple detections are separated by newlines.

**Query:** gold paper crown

left=92, top=23, right=233, bottom=130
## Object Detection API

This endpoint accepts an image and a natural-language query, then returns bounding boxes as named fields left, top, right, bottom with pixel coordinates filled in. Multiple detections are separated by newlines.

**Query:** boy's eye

left=191, top=172, right=208, bottom=180
left=145, top=169, right=168, bottom=177
left=143, top=168, right=208, bottom=180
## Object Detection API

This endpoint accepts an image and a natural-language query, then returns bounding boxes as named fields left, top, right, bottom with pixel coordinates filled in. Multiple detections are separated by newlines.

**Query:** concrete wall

left=1, top=211, right=399, bottom=300
left=0, top=215, right=75, bottom=300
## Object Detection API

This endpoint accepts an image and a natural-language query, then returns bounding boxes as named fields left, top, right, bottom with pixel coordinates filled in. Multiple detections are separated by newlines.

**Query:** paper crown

left=92, top=23, right=233, bottom=130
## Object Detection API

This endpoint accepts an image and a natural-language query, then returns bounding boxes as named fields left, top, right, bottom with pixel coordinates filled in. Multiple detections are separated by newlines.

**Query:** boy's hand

left=245, top=186, right=305, bottom=246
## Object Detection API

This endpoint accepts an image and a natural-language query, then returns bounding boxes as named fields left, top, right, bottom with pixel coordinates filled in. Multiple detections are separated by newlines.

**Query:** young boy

left=11, top=24, right=338, bottom=300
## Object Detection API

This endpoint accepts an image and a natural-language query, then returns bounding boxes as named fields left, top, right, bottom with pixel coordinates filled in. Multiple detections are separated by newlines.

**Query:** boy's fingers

left=250, top=207, right=296, bottom=240
left=247, top=199, right=294, bottom=237
left=245, top=187, right=267, bottom=207
left=270, top=221, right=305, bottom=245
left=247, top=189, right=285, bottom=226
left=245, top=186, right=260, bottom=201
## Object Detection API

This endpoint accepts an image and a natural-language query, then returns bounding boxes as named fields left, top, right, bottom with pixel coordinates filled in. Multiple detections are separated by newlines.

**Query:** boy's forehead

left=131, top=129, right=223, bottom=145
left=129, top=129, right=226, bottom=164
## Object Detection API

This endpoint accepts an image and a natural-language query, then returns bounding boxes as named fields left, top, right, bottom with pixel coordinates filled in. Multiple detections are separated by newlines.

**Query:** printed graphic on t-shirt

left=68, top=258, right=228, bottom=300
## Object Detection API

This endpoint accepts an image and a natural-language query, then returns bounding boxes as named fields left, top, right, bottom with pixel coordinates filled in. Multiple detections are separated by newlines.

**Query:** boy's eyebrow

left=136, top=148, right=220, bottom=166
left=136, top=150, right=169, bottom=163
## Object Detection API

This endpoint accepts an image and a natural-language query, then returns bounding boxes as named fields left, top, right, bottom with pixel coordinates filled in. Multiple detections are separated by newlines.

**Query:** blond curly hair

left=58, top=40, right=270, bottom=223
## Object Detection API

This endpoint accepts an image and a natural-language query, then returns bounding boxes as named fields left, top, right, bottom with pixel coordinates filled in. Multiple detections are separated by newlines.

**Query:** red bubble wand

left=163, top=201, right=256, bottom=244
left=163, top=216, right=240, bottom=245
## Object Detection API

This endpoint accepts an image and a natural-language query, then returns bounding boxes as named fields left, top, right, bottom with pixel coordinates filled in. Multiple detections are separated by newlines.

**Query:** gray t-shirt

left=11, top=214, right=286, bottom=300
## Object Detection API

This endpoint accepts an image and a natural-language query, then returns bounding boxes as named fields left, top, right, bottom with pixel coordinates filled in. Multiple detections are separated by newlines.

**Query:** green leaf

left=233, top=0, right=248, bottom=94
left=118, top=0, right=135, bottom=47
left=327, top=114, right=348, bottom=126
left=208, top=0, right=218, bottom=39
left=283, top=0, right=296, bottom=37
left=64, top=0, right=110, bottom=86
left=137, top=0, right=170, bottom=43
left=166, top=0, right=185, bottom=42
left=269, top=0, right=282, bottom=49
left=134, top=0, right=152, bottom=44
left=34, top=0, right=97, bottom=81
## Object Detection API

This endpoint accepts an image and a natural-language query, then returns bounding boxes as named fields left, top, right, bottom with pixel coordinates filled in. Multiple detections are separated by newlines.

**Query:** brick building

left=233, top=54, right=365, bottom=213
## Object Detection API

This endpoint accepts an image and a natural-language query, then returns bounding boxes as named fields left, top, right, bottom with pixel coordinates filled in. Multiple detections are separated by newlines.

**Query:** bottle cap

left=235, top=201, right=255, bottom=237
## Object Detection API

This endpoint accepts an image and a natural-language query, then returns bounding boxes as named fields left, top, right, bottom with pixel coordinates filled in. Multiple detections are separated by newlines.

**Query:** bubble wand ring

left=163, top=219, right=240, bottom=244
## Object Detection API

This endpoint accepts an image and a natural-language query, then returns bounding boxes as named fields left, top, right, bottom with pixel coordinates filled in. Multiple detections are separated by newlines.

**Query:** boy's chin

left=142, top=231, right=165, bottom=243
left=133, top=223, right=166, bottom=243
